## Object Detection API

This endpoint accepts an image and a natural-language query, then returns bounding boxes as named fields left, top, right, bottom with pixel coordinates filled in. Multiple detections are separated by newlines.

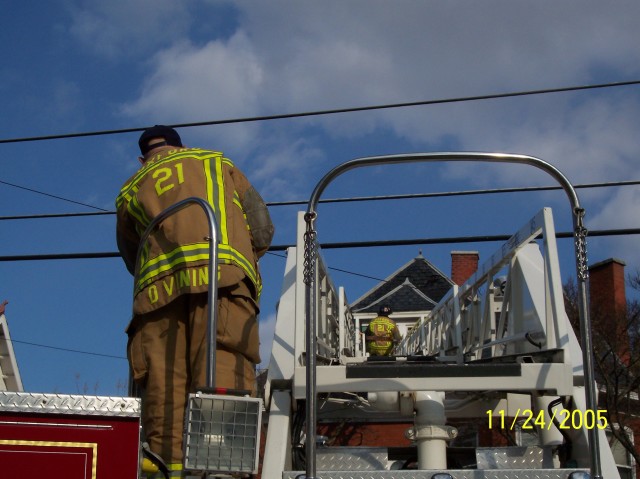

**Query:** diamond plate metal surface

left=476, top=447, right=554, bottom=469
left=283, top=469, right=588, bottom=479
left=0, top=391, right=140, bottom=416
left=315, top=447, right=394, bottom=471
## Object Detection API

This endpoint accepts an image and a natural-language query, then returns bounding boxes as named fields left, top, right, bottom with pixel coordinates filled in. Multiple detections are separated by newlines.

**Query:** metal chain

left=303, top=212, right=318, bottom=285
left=574, top=208, right=589, bottom=282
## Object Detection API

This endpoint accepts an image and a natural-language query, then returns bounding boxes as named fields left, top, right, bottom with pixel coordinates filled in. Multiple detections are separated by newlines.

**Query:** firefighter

left=115, top=125, right=274, bottom=477
left=366, top=305, right=402, bottom=356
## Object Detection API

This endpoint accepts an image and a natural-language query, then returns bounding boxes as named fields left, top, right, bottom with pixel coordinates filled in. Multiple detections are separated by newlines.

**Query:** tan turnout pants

left=127, top=282, right=259, bottom=464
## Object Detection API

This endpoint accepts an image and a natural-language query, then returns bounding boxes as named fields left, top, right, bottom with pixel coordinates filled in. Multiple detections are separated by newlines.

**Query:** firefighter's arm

left=115, top=209, right=139, bottom=275
left=233, top=168, right=275, bottom=257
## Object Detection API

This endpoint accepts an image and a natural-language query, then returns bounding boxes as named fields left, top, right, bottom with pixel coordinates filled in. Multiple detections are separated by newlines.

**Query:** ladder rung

left=346, top=362, right=521, bottom=379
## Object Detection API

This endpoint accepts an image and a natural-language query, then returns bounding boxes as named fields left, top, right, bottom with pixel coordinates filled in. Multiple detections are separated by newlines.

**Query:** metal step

left=282, top=470, right=589, bottom=479
left=295, top=445, right=557, bottom=470
left=281, top=446, right=589, bottom=479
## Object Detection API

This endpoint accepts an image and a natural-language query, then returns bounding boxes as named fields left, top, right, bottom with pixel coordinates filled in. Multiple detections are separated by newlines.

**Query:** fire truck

left=0, top=152, right=623, bottom=478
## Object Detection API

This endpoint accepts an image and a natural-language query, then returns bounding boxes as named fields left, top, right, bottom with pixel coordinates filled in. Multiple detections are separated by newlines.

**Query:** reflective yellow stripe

left=119, top=149, right=221, bottom=196
left=218, top=247, right=260, bottom=290
left=233, top=190, right=243, bottom=211
left=136, top=243, right=261, bottom=295
left=117, top=149, right=223, bottom=208
left=204, top=156, right=215, bottom=212
left=116, top=184, right=137, bottom=209
left=127, top=193, right=151, bottom=227
left=204, top=155, right=229, bottom=243
left=217, top=158, right=230, bottom=242
left=167, top=462, right=183, bottom=478
left=137, top=243, right=211, bottom=290
left=118, top=148, right=262, bottom=296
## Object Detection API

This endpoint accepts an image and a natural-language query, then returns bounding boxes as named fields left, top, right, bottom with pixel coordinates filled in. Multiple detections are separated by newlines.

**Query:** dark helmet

left=378, top=305, right=392, bottom=316
left=138, top=125, right=183, bottom=155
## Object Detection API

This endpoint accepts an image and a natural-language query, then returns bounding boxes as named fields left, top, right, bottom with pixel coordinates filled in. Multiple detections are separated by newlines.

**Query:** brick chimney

left=589, top=258, right=627, bottom=318
left=589, top=258, right=629, bottom=364
left=451, top=251, right=479, bottom=286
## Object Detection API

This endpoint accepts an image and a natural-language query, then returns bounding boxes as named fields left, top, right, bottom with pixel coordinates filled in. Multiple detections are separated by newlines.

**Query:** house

left=349, top=251, right=478, bottom=353
left=342, top=252, right=638, bottom=478
left=318, top=252, right=480, bottom=448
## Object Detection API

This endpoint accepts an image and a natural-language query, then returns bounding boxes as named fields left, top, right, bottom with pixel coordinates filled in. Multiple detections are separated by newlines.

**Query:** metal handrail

left=303, top=152, right=601, bottom=479
left=132, top=197, right=220, bottom=389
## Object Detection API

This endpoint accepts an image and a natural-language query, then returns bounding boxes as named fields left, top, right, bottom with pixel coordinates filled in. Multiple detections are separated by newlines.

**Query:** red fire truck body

left=0, top=392, right=140, bottom=478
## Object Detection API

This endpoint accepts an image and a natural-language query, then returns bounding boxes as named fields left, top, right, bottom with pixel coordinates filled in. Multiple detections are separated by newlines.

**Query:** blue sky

left=1, top=0, right=639, bottom=396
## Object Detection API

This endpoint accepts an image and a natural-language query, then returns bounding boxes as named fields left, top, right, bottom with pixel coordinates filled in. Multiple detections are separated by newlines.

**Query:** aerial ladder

left=262, top=152, right=619, bottom=479
left=0, top=152, right=624, bottom=479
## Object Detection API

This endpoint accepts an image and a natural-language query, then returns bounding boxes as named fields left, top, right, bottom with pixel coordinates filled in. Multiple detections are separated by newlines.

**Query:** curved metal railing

left=303, top=152, right=600, bottom=479
left=131, top=197, right=220, bottom=389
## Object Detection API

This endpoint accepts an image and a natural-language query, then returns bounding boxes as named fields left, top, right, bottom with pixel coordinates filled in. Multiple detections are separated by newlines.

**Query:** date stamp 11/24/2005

left=487, top=409, right=608, bottom=431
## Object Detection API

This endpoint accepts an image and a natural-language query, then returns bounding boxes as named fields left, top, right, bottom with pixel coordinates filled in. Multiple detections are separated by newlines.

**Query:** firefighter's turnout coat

left=366, top=315, right=401, bottom=356
left=116, top=146, right=274, bottom=359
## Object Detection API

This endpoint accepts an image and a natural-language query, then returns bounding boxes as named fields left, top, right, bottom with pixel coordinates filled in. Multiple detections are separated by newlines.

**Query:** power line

left=0, top=211, right=112, bottom=221
left=4, top=252, right=380, bottom=362
left=1, top=78, right=637, bottom=215
left=4, top=227, right=638, bottom=360
left=0, top=180, right=110, bottom=212
left=9, top=338, right=126, bottom=360
left=7, top=227, right=636, bottom=361
left=1, top=227, right=638, bottom=263
left=266, top=251, right=387, bottom=282
left=1, top=79, right=638, bottom=363
left=1, top=79, right=639, bottom=145
left=2, top=179, right=640, bottom=221
left=274, top=180, right=640, bottom=206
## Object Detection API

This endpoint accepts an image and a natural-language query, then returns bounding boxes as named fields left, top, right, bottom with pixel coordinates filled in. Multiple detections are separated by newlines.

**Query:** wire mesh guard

left=183, top=393, right=262, bottom=474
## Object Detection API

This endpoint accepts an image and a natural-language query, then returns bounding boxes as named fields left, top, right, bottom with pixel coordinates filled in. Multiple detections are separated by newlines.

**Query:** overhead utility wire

left=264, top=179, right=640, bottom=207
left=1, top=227, right=638, bottom=263
left=3, top=253, right=399, bottom=362
left=1, top=79, right=639, bottom=144
left=5, top=226, right=637, bottom=360
left=268, top=250, right=387, bottom=283
left=9, top=338, right=126, bottom=360
left=0, top=179, right=109, bottom=212
left=2, top=179, right=640, bottom=221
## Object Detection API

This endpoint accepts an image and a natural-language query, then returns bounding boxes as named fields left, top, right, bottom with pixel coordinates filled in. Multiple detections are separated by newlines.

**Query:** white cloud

left=121, top=2, right=640, bottom=154
left=126, top=1, right=640, bottom=180
left=587, top=188, right=640, bottom=268
left=122, top=32, right=264, bottom=149
left=434, top=91, right=640, bottom=188
left=117, top=0, right=640, bottom=268
left=590, top=187, right=640, bottom=230
left=235, top=1, right=640, bottom=107
left=68, top=0, right=190, bottom=59
left=245, top=137, right=326, bottom=200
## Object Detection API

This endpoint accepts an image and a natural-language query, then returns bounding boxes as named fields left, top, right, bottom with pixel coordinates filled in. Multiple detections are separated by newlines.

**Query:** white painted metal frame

left=291, top=208, right=580, bottom=397
left=0, top=314, right=23, bottom=392
left=262, top=208, right=618, bottom=479
left=301, top=152, right=604, bottom=479
left=397, top=208, right=578, bottom=370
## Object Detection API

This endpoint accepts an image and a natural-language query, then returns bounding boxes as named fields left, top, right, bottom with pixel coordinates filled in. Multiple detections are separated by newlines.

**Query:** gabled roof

left=351, top=254, right=455, bottom=314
